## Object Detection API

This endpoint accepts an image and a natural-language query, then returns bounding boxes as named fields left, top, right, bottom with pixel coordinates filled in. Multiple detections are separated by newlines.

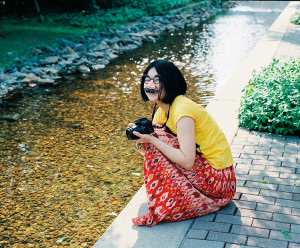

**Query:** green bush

left=238, top=57, right=300, bottom=135
left=290, top=11, right=300, bottom=25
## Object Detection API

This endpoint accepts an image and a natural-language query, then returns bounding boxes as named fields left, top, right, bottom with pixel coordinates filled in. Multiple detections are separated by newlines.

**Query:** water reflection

left=0, top=1, right=289, bottom=247
left=104, top=1, right=288, bottom=106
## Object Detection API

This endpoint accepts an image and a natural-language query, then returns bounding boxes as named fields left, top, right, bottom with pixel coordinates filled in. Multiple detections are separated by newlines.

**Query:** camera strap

left=151, top=103, right=170, bottom=129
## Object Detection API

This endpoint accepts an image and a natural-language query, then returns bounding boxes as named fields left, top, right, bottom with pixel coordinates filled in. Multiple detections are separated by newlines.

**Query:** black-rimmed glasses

left=143, top=74, right=161, bottom=85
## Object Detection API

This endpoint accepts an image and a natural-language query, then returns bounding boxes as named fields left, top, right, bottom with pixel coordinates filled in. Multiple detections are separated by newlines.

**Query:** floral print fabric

left=132, top=128, right=236, bottom=226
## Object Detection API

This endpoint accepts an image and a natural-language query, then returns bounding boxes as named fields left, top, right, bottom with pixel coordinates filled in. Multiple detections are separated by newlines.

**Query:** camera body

left=126, top=117, right=154, bottom=140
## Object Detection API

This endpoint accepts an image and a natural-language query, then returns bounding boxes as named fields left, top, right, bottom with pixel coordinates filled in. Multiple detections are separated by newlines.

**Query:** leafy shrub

left=290, top=12, right=300, bottom=25
left=238, top=57, right=300, bottom=135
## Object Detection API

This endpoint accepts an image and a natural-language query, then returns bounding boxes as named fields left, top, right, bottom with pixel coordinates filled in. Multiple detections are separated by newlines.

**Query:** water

left=108, top=1, right=288, bottom=105
left=0, top=1, right=288, bottom=247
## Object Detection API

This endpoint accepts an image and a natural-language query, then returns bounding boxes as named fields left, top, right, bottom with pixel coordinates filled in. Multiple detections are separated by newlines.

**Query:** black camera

left=126, top=117, right=154, bottom=140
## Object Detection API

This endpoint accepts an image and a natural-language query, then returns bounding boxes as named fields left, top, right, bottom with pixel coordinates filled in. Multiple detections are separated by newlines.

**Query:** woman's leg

left=132, top=128, right=236, bottom=226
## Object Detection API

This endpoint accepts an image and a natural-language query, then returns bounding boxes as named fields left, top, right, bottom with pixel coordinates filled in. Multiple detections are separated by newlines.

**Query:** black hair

left=140, top=60, right=187, bottom=104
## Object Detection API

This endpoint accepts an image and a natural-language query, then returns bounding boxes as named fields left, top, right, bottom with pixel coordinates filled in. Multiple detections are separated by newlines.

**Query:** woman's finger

left=128, top=123, right=135, bottom=128
left=133, top=131, right=142, bottom=138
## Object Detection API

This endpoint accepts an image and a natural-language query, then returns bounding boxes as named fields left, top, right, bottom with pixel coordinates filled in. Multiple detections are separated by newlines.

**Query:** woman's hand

left=127, top=123, right=153, bottom=144
left=132, top=132, right=153, bottom=156
left=127, top=123, right=150, bottom=155
left=127, top=123, right=135, bottom=128
left=132, top=132, right=154, bottom=144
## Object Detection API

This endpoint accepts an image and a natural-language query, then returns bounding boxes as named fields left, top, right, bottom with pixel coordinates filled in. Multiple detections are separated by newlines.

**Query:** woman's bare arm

left=132, top=116, right=196, bottom=170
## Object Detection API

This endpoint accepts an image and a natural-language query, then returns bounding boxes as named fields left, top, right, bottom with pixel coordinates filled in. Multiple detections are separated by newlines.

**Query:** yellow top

left=153, top=95, right=233, bottom=169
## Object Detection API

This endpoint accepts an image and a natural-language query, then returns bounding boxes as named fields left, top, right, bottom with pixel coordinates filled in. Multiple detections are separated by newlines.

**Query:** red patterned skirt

left=132, top=128, right=236, bottom=226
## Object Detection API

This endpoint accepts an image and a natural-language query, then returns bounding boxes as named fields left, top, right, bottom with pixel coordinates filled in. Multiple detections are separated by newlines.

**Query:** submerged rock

left=0, top=113, right=21, bottom=122
left=37, top=78, right=56, bottom=87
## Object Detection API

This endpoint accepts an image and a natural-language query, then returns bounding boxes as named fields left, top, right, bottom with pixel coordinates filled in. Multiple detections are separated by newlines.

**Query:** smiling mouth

left=145, top=89, right=158, bottom=93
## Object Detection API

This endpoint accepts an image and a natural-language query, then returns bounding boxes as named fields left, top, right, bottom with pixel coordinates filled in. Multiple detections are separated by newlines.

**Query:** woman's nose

left=147, top=79, right=156, bottom=88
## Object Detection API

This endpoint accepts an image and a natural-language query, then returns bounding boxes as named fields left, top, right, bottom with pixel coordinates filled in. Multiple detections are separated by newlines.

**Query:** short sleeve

left=172, top=102, right=197, bottom=124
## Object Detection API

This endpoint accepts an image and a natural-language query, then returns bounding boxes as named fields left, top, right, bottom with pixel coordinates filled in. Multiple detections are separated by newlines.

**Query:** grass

left=0, top=8, right=144, bottom=69
left=0, top=22, right=89, bottom=68
left=281, top=231, right=290, bottom=239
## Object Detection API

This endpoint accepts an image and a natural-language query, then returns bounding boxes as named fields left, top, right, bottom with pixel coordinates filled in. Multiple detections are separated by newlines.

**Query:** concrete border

left=93, top=185, right=194, bottom=248
left=93, top=2, right=298, bottom=247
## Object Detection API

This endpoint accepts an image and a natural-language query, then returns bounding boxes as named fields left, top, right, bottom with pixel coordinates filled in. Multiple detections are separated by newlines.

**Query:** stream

left=0, top=1, right=289, bottom=247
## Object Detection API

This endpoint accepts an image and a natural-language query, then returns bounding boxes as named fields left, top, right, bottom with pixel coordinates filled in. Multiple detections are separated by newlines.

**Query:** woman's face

left=143, top=67, right=165, bottom=103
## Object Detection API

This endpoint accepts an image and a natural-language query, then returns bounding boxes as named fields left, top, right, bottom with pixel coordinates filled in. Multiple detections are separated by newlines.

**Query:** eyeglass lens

left=144, top=75, right=160, bottom=84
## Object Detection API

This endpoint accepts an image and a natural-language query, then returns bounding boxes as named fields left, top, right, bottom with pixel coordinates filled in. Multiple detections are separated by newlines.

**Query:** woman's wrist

left=148, top=134, right=155, bottom=144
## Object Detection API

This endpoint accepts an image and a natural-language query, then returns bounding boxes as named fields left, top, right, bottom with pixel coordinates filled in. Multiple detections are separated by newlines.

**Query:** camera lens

left=126, top=126, right=143, bottom=140
left=126, top=127, right=135, bottom=140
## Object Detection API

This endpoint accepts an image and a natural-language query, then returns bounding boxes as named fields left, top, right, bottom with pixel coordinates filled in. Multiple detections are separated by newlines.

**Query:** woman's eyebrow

left=143, top=74, right=161, bottom=77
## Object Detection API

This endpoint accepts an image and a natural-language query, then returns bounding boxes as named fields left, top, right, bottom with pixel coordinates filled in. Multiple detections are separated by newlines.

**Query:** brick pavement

left=180, top=128, right=300, bottom=248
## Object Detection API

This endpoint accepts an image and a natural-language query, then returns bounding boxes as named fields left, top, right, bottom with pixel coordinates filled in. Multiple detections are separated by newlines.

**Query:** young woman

left=128, top=60, right=236, bottom=226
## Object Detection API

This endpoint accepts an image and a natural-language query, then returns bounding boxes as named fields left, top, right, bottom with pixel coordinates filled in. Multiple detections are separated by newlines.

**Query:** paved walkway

left=94, top=2, right=300, bottom=247
left=180, top=2, right=300, bottom=247
left=274, top=6, right=300, bottom=59
left=181, top=129, right=300, bottom=248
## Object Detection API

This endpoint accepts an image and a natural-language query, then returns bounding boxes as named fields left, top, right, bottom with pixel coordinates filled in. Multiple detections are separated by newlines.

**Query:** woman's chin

left=147, top=93, right=158, bottom=102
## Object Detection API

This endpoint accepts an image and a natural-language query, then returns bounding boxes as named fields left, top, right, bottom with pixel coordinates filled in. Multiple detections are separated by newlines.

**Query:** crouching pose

left=127, top=60, right=236, bottom=226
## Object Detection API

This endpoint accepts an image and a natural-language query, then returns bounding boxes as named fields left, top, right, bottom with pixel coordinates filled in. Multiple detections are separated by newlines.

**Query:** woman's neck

left=157, top=101, right=170, bottom=116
